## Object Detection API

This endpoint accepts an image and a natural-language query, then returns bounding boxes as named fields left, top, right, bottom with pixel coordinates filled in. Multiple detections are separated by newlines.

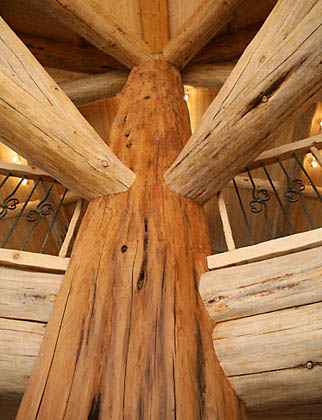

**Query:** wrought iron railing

left=0, top=163, right=82, bottom=257
left=213, top=137, right=322, bottom=255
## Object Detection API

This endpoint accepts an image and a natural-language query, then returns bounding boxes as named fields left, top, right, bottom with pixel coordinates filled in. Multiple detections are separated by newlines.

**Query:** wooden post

left=17, top=59, right=244, bottom=419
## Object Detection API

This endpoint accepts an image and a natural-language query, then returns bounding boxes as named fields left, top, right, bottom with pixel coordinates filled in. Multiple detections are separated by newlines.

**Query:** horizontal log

left=228, top=176, right=322, bottom=199
left=164, top=0, right=322, bottom=204
left=0, top=249, right=69, bottom=273
left=200, top=246, right=322, bottom=322
left=0, top=266, right=62, bottom=322
left=191, top=26, right=259, bottom=64
left=0, top=17, right=135, bottom=200
left=59, top=70, right=129, bottom=105
left=207, top=228, right=322, bottom=270
left=244, top=135, right=322, bottom=172
left=31, top=0, right=152, bottom=68
left=20, top=35, right=125, bottom=73
left=182, top=62, right=234, bottom=89
left=0, top=318, right=45, bottom=396
left=163, top=0, right=245, bottom=69
left=213, top=302, right=322, bottom=409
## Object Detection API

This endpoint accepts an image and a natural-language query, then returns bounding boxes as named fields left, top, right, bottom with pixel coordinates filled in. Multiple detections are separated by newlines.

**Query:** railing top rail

left=0, top=162, right=54, bottom=181
left=241, top=134, right=322, bottom=172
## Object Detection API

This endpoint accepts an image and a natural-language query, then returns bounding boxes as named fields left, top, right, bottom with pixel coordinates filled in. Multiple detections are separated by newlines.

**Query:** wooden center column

left=17, top=59, right=245, bottom=419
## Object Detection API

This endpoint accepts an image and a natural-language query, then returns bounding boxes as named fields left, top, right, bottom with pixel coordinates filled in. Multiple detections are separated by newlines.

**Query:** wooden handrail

left=243, top=134, right=322, bottom=172
left=0, top=161, right=54, bottom=181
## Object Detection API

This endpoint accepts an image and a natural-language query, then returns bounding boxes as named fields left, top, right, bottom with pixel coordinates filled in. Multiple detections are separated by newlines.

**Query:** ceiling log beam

left=30, top=0, right=153, bottom=68
left=0, top=17, right=135, bottom=200
left=20, top=35, right=125, bottom=73
left=164, top=0, right=322, bottom=205
left=190, top=25, right=259, bottom=65
left=162, top=0, right=246, bottom=69
left=182, top=62, right=234, bottom=89
left=59, top=70, right=129, bottom=105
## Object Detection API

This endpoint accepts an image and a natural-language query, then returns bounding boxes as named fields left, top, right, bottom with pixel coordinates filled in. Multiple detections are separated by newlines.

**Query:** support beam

left=20, top=35, right=125, bottom=73
left=0, top=17, right=135, bottom=200
left=213, top=302, right=322, bottom=410
left=200, top=246, right=322, bottom=322
left=162, top=0, right=246, bottom=69
left=182, top=62, right=234, bottom=89
left=164, top=0, right=322, bottom=204
left=17, top=59, right=244, bottom=420
left=0, top=266, right=62, bottom=322
left=191, top=26, right=259, bottom=65
left=30, top=0, right=153, bottom=68
left=59, top=70, right=129, bottom=105
left=140, top=0, right=169, bottom=52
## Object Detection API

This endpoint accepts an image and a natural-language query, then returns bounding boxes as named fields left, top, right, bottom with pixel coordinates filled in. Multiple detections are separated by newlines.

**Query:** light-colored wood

left=20, top=35, right=125, bottom=73
left=164, top=0, right=322, bottom=204
left=30, top=0, right=153, bottom=68
left=201, top=246, right=322, bottom=322
left=217, top=191, right=236, bottom=251
left=191, top=26, right=259, bottom=64
left=213, top=302, right=322, bottom=409
left=207, top=227, right=322, bottom=270
left=228, top=175, right=322, bottom=199
left=244, top=135, right=322, bottom=172
left=0, top=318, right=45, bottom=396
left=0, top=266, right=62, bottom=322
left=140, top=0, right=169, bottom=52
left=182, top=62, right=234, bottom=89
left=59, top=199, right=83, bottom=257
left=0, top=162, right=53, bottom=181
left=310, top=146, right=322, bottom=168
left=0, top=249, right=69, bottom=273
left=163, top=0, right=245, bottom=69
left=59, top=70, right=129, bottom=105
left=18, top=59, right=243, bottom=420
left=1, top=191, right=77, bottom=221
left=0, top=17, right=135, bottom=200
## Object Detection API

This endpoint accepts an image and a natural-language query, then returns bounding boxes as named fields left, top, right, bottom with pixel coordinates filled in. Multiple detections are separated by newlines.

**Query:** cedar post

left=17, top=59, right=244, bottom=419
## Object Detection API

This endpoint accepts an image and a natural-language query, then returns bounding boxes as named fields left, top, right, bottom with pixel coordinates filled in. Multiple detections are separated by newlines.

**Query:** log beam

left=200, top=246, right=322, bottom=322
left=30, top=0, right=153, bottom=68
left=213, top=302, right=322, bottom=410
left=182, top=62, right=234, bottom=90
left=59, top=70, right=129, bottom=105
left=17, top=59, right=244, bottom=420
left=164, top=0, right=322, bottom=204
left=0, top=17, right=135, bottom=200
left=20, top=35, right=125, bottom=73
left=162, top=0, right=246, bottom=69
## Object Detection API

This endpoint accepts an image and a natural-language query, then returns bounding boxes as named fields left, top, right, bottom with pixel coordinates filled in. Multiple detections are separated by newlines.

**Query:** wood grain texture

left=207, top=227, right=322, bottom=270
left=30, top=0, right=153, bottom=68
left=200, top=246, right=322, bottom=322
left=140, top=0, right=169, bottom=52
left=20, top=35, right=125, bottom=73
left=0, top=266, right=62, bottom=322
left=191, top=26, right=259, bottom=65
left=248, top=404, right=322, bottom=419
left=0, top=16, right=135, bottom=200
left=17, top=59, right=243, bottom=420
left=163, top=0, right=245, bottom=69
left=213, top=302, right=322, bottom=409
left=182, top=62, right=234, bottom=89
left=164, top=0, right=322, bottom=204
left=59, top=70, right=129, bottom=105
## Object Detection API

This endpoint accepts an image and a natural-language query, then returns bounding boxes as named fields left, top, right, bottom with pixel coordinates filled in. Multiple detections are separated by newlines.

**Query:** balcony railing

left=208, top=136, right=322, bottom=270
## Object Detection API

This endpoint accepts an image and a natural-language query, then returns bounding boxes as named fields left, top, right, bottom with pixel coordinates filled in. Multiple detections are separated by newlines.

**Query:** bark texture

left=17, top=59, right=243, bottom=419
